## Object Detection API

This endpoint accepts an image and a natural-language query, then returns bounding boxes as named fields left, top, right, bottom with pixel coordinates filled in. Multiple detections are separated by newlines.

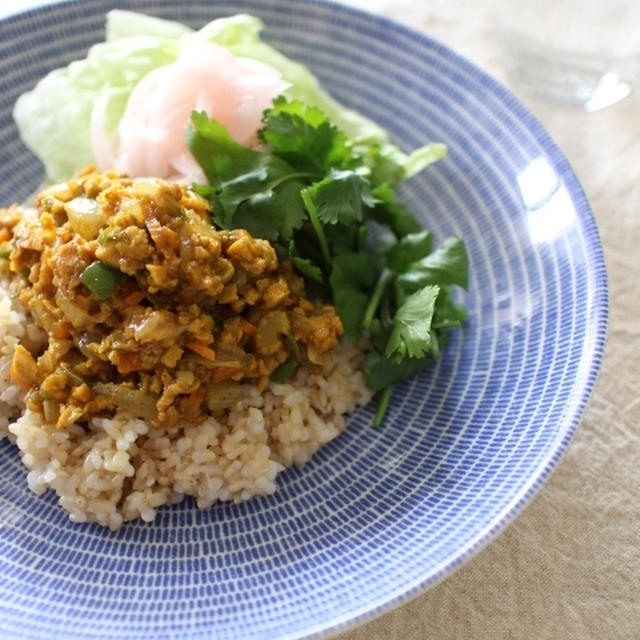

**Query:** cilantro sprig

left=188, top=96, right=468, bottom=425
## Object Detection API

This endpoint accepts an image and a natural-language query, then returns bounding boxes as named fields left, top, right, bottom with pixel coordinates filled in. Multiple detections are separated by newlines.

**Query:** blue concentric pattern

left=0, top=1, right=607, bottom=639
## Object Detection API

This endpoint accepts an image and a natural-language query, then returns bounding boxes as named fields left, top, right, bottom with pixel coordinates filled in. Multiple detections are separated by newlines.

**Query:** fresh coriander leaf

left=217, top=166, right=270, bottom=208
left=385, top=230, right=433, bottom=272
left=190, top=183, right=215, bottom=198
left=364, top=348, right=434, bottom=391
left=304, top=168, right=375, bottom=226
left=332, top=252, right=378, bottom=288
left=433, top=286, right=467, bottom=327
left=291, top=223, right=327, bottom=269
left=190, top=110, right=336, bottom=243
left=385, top=284, right=439, bottom=362
left=323, top=221, right=363, bottom=255
left=370, top=226, right=397, bottom=258
left=231, top=192, right=281, bottom=241
left=328, top=252, right=380, bottom=340
left=356, top=142, right=446, bottom=186
left=395, top=236, right=469, bottom=294
left=227, top=178, right=306, bottom=241
left=215, top=165, right=271, bottom=228
left=330, top=281, right=368, bottom=340
left=357, top=224, right=368, bottom=251
left=329, top=264, right=367, bottom=340
left=370, top=184, right=422, bottom=237
left=356, top=142, right=406, bottom=186
left=368, top=317, right=391, bottom=354
left=273, top=179, right=311, bottom=241
left=266, top=95, right=329, bottom=128
left=188, top=111, right=264, bottom=185
left=291, top=256, right=323, bottom=283
left=260, top=97, right=353, bottom=172
left=418, top=236, right=468, bottom=289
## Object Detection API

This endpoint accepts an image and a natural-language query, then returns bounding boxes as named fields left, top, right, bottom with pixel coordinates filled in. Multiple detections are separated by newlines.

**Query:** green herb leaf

left=385, top=284, right=440, bottom=362
left=433, top=286, right=467, bottom=328
left=370, top=184, right=422, bottom=237
left=187, top=97, right=467, bottom=427
left=188, top=111, right=265, bottom=186
left=395, top=236, right=469, bottom=294
left=332, top=252, right=378, bottom=288
left=328, top=252, right=379, bottom=340
left=259, top=96, right=353, bottom=171
left=323, top=221, right=365, bottom=256
left=357, top=143, right=406, bottom=186
left=291, top=256, right=323, bottom=283
left=304, top=168, right=375, bottom=226
left=364, top=349, right=434, bottom=391
left=385, top=229, right=433, bottom=272
left=230, top=178, right=307, bottom=242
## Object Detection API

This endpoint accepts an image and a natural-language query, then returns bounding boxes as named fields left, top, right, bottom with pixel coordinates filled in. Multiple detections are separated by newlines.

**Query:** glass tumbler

left=498, top=0, right=640, bottom=111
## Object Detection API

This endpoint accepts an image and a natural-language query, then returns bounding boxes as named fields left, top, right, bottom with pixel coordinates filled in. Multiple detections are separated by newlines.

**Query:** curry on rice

left=3, top=166, right=344, bottom=430
left=0, top=11, right=467, bottom=531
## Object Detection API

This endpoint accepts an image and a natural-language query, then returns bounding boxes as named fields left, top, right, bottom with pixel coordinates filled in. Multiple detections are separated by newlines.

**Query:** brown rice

left=0, top=272, right=371, bottom=530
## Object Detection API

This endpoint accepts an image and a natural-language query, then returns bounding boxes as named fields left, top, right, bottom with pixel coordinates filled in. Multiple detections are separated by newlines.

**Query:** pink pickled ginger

left=91, top=40, right=289, bottom=183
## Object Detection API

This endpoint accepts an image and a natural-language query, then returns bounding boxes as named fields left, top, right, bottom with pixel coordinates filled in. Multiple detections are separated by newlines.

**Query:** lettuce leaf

left=105, top=10, right=193, bottom=41
left=13, top=35, right=180, bottom=182
left=14, top=10, right=438, bottom=185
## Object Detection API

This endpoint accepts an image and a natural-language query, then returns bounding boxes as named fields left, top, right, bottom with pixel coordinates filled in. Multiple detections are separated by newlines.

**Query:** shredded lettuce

left=14, top=10, right=440, bottom=184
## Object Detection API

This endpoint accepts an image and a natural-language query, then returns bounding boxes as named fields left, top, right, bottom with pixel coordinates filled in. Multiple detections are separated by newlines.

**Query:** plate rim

left=0, top=1, right=609, bottom=638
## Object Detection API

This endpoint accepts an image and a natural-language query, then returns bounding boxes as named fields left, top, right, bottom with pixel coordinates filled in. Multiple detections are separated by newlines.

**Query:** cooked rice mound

left=0, top=201, right=372, bottom=530
left=0, top=276, right=370, bottom=530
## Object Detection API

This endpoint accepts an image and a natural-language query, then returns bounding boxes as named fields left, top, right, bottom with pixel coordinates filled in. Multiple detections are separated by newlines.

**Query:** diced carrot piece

left=210, top=368, right=240, bottom=383
left=116, top=352, right=142, bottom=374
left=51, top=321, right=71, bottom=340
left=122, top=288, right=145, bottom=306
left=241, top=319, right=256, bottom=338
left=186, top=339, right=216, bottom=362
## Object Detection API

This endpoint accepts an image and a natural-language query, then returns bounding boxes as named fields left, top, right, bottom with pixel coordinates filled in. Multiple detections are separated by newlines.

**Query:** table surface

left=337, top=3, right=639, bottom=639
left=2, top=1, right=638, bottom=638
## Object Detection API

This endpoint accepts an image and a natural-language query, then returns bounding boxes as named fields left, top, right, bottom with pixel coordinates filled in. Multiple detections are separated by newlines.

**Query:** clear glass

left=498, top=0, right=640, bottom=111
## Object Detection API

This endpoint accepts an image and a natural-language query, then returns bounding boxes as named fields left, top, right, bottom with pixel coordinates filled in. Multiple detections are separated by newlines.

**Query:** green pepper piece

left=271, top=359, right=298, bottom=383
left=80, top=260, right=125, bottom=300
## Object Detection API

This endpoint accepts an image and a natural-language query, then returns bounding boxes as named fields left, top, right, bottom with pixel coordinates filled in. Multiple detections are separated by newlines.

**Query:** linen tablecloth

left=337, top=2, right=638, bottom=638
left=1, top=1, right=637, bottom=638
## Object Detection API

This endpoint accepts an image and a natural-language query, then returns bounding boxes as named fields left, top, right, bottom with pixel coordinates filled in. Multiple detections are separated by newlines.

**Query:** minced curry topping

left=2, top=166, right=343, bottom=428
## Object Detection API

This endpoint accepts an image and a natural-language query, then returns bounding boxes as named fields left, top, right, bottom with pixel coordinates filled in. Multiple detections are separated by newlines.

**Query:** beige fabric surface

left=336, top=1, right=639, bottom=639
left=1, top=1, right=637, bottom=638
